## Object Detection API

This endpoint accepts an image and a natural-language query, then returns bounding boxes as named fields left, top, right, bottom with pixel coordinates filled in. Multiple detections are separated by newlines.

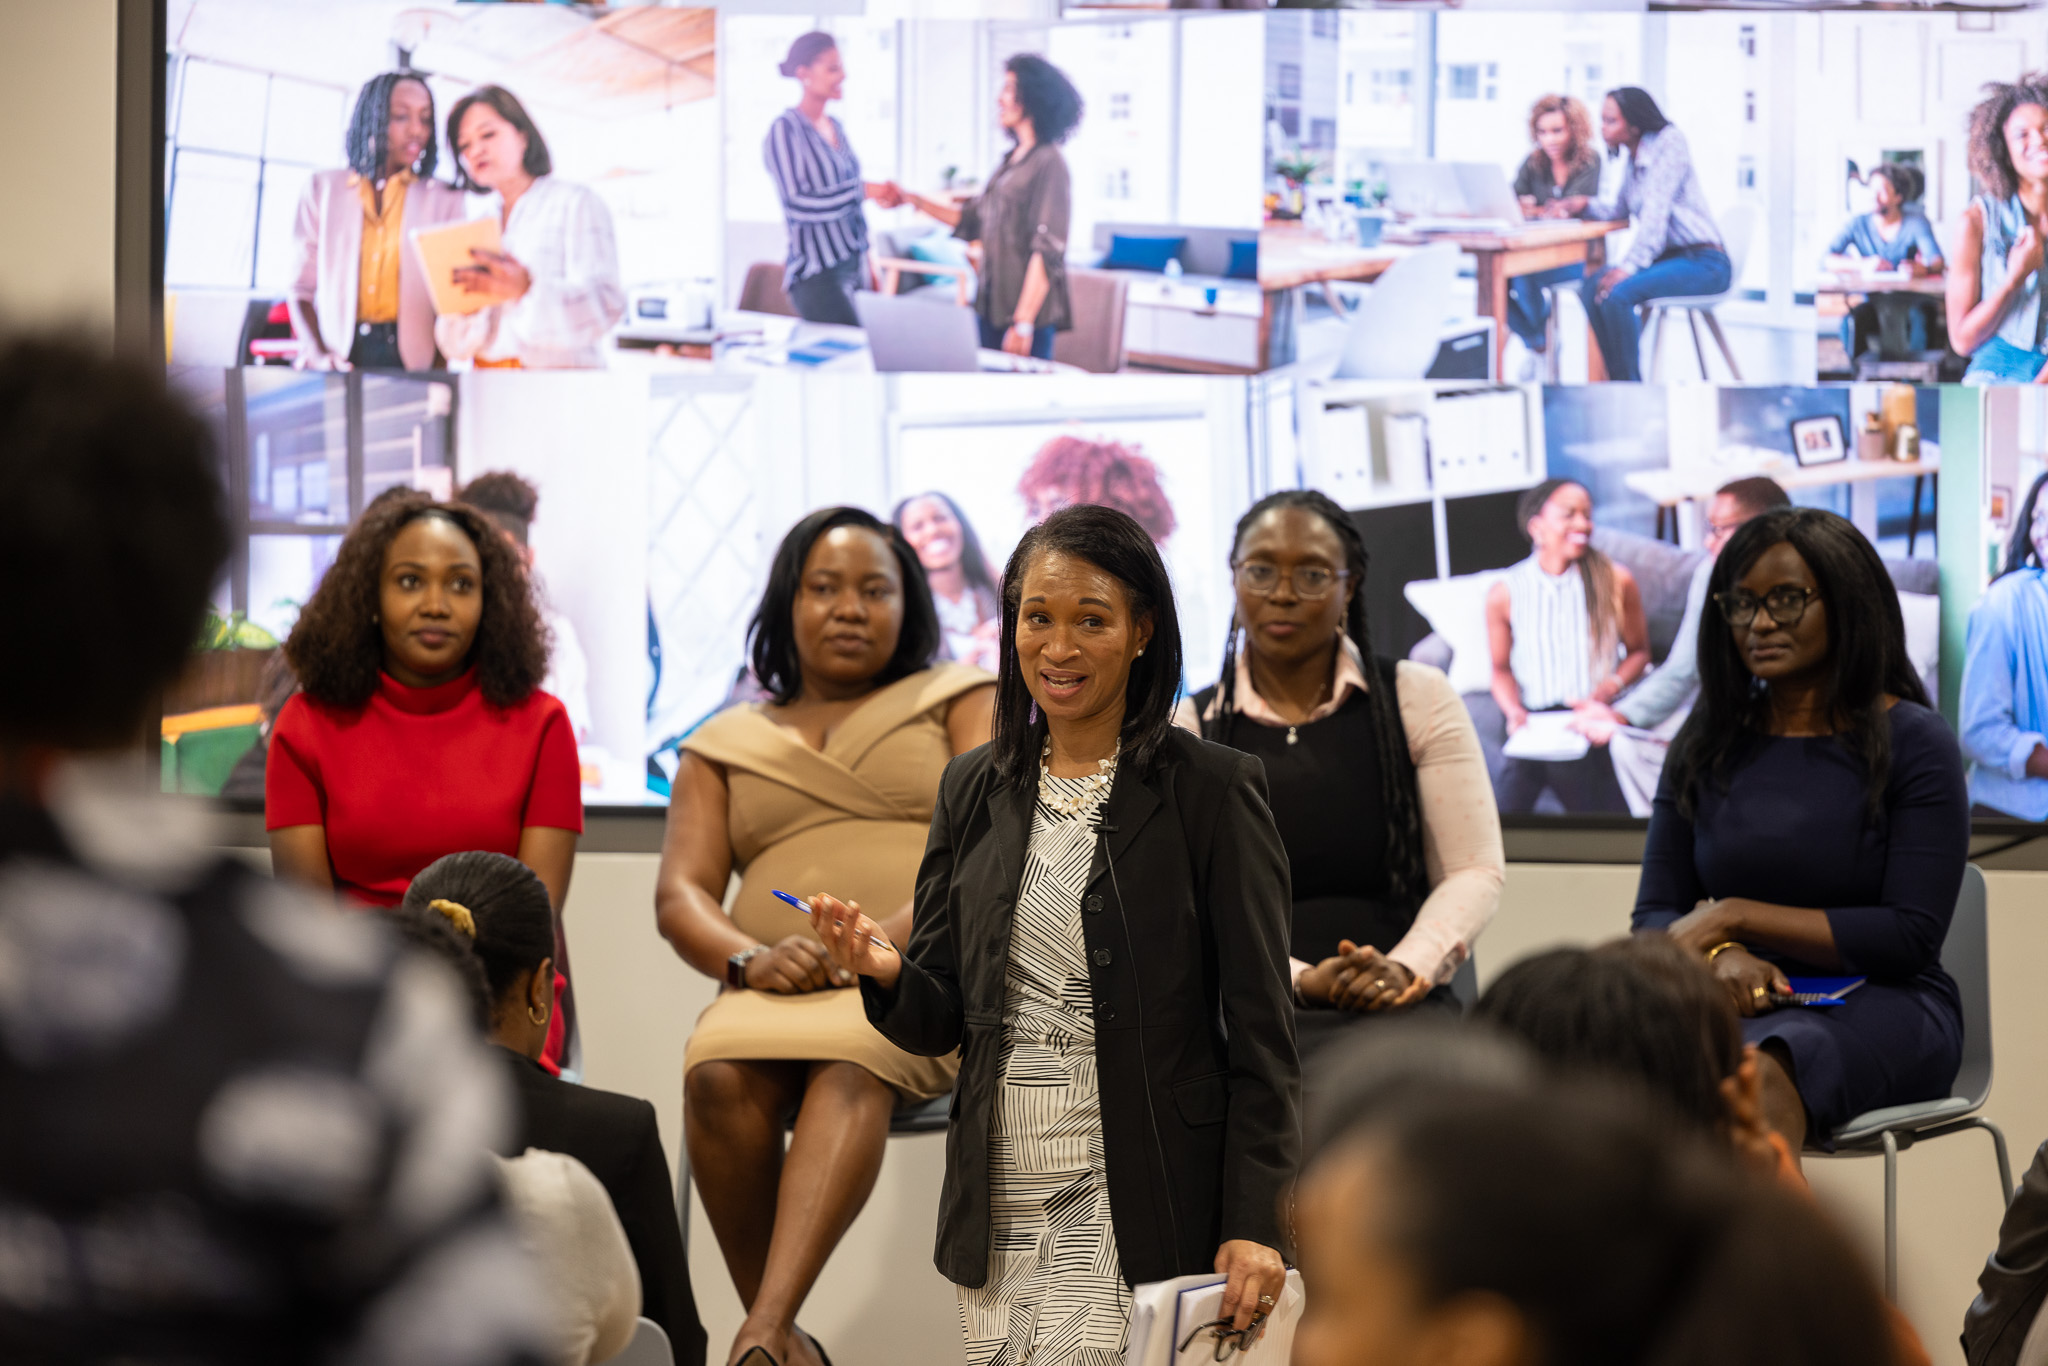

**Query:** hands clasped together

left=1297, top=939, right=1427, bottom=1012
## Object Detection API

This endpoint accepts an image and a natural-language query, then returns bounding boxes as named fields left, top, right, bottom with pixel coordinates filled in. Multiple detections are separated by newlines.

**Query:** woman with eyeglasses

left=1634, top=507, right=1967, bottom=1171
left=1176, top=491, right=1504, bottom=1058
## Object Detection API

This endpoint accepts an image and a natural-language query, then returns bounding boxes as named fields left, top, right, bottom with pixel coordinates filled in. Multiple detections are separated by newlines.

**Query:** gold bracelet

left=1705, top=941, right=1744, bottom=964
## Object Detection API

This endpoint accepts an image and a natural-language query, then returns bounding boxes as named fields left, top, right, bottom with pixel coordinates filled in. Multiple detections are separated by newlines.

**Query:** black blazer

left=861, top=727, right=1300, bottom=1288
left=495, top=1049, right=707, bottom=1366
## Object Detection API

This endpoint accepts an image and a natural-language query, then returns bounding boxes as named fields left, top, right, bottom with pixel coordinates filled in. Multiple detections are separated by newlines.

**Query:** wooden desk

left=1257, top=219, right=1625, bottom=377
left=1625, top=450, right=1940, bottom=554
left=1812, top=269, right=1948, bottom=302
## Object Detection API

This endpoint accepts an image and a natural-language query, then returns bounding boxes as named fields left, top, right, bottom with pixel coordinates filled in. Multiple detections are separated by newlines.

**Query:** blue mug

left=1356, top=212, right=1385, bottom=247
left=1204, top=286, right=1219, bottom=307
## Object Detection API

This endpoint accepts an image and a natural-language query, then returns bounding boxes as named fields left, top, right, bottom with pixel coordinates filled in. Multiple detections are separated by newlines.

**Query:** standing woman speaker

left=765, top=32, right=903, bottom=326
left=813, top=504, right=1298, bottom=1365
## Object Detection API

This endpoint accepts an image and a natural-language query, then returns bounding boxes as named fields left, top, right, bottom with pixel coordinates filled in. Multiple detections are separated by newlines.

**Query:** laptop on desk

left=854, top=292, right=1058, bottom=373
left=1385, top=162, right=1531, bottom=235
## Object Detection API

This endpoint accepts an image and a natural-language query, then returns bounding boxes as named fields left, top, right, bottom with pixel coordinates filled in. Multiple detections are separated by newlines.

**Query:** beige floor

left=549, top=853, right=2048, bottom=1366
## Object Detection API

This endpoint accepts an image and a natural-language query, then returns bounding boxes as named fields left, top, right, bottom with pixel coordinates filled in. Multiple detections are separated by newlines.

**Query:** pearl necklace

left=1038, top=737, right=1119, bottom=820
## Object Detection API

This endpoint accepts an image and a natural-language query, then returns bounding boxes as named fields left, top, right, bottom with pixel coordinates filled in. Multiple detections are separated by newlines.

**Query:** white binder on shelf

left=1124, top=1270, right=1305, bottom=1366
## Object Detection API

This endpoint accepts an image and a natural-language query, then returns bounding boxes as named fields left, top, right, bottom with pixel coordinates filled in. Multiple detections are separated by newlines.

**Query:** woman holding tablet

left=815, top=504, right=1297, bottom=1363
left=433, top=85, right=624, bottom=369
left=1634, top=507, right=1967, bottom=1168
left=655, top=507, right=991, bottom=1366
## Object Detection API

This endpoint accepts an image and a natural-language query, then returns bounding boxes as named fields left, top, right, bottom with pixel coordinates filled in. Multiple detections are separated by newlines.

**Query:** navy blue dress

left=1633, top=703, right=1968, bottom=1140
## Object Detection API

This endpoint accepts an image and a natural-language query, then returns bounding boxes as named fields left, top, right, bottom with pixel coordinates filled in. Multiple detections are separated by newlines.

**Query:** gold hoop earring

left=528, top=1005, right=549, bottom=1026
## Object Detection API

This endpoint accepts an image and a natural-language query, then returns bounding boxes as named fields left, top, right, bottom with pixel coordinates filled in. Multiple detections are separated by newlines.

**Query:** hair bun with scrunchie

left=429, top=898, right=477, bottom=940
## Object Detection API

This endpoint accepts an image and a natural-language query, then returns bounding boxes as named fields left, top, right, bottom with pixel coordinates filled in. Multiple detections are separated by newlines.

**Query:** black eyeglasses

left=1233, top=562, right=1351, bottom=600
left=1713, top=586, right=1820, bottom=628
left=1178, top=1319, right=1261, bottom=1362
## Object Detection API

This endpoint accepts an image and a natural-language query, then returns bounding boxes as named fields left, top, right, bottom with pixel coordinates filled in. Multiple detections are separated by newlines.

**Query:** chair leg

left=1882, top=1129, right=1899, bottom=1301
left=675, top=1143, right=692, bottom=1255
left=1963, top=1117, right=2017, bottom=1205
left=1687, top=308, right=1711, bottom=380
left=1647, top=308, right=1666, bottom=382
left=1907, top=474, right=1925, bottom=557
left=1700, top=308, right=1744, bottom=382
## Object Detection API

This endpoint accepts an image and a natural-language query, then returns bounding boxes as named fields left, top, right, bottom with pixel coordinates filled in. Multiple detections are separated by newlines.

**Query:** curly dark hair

left=347, top=72, right=438, bottom=181
left=1969, top=73, right=2048, bottom=203
left=283, top=489, right=548, bottom=710
left=1007, top=54, right=1083, bottom=146
left=1018, top=436, right=1177, bottom=543
left=0, top=335, right=227, bottom=747
left=1867, top=162, right=1925, bottom=206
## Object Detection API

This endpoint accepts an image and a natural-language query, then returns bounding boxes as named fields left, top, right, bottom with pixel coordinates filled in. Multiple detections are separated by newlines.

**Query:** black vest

left=1193, top=656, right=1423, bottom=964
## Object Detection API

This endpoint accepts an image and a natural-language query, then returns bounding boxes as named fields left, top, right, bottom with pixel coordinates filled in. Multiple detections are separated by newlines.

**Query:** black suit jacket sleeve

left=1966, top=1139, right=2048, bottom=1366
left=618, top=1105, right=707, bottom=1366
left=861, top=755, right=966, bottom=1056
left=1204, top=752, right=1300, bottom=1256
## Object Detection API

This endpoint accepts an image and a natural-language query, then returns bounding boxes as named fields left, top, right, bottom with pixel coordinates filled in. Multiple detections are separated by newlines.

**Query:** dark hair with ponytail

left=779, top=31, right=838, bottom=79
left=397, top=851, right=556, bottom=1028
left=1206, top=490, right=1426, bottom=907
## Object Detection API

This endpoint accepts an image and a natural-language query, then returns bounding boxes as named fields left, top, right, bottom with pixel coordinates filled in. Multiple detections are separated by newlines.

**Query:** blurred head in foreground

left=1292, top=1025, right=1900, bottom=1366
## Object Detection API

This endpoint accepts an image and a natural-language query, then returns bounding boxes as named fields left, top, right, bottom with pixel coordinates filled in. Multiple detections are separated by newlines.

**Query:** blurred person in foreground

left=1291, top=1027, right=1910, bottom=1366
left=391, top=851, right=707, bottom=1366
left=1475, top=936, right=1931, bottom=1365
left=0, top=335, right=549, bottom=1362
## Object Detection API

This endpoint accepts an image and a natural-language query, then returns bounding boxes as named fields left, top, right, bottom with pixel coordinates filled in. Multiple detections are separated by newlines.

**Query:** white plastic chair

left=1330, top=242, right=1464, bottom=380
left=1818, top=863, right=2013, bottom=1299
left=1638, top=202, right=1760, bottom=381
left=607, top=1317, right=674, bottom=1366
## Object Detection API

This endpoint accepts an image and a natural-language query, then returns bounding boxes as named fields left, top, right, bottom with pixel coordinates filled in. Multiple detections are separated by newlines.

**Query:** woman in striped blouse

left=1484, top=478, right=1648, bottom=814
left=765, top=32, right=902, bottom=326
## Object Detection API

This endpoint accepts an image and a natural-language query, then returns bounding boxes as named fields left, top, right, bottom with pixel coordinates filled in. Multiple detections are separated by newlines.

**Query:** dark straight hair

left=746, top=506, right=941, bottom=706
left=2004, top=471, right=2048, bottom=576
left=991, top=504, right=1184, bottom=786
left=1606, top=86, right=1671, bottom=143
left=1206, top=489, right=1425, bottom=907
left=1664, top=507, right=1926, bottom=821
left=446, top=85, right=552, bottom=193
left=347, top=72, right=438, bottom=181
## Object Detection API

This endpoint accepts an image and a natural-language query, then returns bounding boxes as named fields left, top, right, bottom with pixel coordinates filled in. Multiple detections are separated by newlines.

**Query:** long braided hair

left=1204, top=490, right=1427, bottom=907
left=346, top=72, right=438, bottom=181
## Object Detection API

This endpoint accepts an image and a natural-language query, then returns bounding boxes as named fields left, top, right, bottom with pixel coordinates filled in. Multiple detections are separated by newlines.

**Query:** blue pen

left=772, top=890, right=897, bottom=952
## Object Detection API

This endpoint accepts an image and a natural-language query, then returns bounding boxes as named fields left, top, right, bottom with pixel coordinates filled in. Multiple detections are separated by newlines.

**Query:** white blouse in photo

left=435, top=175, right=626, bottom=370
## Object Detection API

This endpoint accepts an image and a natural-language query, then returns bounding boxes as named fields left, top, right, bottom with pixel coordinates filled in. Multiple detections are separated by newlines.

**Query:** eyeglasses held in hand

left=1233, top=562, right=1350, bottom=600
left=1178, top=1318, right=1265, bottom=1362
left=1713, top=586, right=1819, bottom=628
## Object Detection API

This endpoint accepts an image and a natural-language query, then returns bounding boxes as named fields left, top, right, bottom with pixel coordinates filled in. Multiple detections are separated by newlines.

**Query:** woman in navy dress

left=1633, top=507, right=1967, bottom=1165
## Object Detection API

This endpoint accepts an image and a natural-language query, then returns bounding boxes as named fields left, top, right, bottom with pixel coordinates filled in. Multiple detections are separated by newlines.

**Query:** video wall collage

left=158, top=0, right=2048, bottom=828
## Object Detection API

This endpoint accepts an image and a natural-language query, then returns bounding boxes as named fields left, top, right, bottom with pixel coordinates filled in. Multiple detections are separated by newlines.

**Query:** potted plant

left=1271, top=154, right=1322, bottom=221
left=164, top=608, right=282, bottom=716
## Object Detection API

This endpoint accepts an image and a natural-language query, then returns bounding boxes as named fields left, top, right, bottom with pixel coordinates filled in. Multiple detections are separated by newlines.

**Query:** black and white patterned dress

left=959, top=761, right=1127, bottom=1366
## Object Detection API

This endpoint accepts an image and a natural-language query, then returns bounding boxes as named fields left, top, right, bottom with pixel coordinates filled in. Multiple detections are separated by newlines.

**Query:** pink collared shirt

left=1174, top=641, right=1505, bottom=986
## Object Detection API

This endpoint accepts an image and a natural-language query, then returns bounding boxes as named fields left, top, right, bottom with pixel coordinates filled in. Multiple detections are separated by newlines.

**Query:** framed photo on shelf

left=1790, top=414, right=1849, bottom=467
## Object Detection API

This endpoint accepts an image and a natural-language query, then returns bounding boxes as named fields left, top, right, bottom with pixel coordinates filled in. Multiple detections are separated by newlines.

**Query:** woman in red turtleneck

left=266, top=488, right=583, bottom=1065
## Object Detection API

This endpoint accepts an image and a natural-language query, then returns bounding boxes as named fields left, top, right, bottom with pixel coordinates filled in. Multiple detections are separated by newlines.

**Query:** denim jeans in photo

left=977, top=315, right=1056, bottom=359
left=1964, top=335, right=2048, bottom=385
left=1579, top=245, right=1733, bottom=382
left=1506, top=263, right=1586, bottom=351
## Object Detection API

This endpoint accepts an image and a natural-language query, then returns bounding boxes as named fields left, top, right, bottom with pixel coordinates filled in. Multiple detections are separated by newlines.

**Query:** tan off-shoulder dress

left=679, top=663, right=990, bottom=1101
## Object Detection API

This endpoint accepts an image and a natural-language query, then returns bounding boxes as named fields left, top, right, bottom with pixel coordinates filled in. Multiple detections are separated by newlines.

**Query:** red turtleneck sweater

left=264, top=669, right=584, bottom=907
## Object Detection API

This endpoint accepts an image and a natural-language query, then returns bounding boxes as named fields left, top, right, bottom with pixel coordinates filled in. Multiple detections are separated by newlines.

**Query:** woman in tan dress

left=656, top=507, right=994, bottom=1366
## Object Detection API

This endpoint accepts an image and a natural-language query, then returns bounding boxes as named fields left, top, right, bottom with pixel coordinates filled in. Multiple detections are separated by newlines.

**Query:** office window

left=1279, top=63, right=1302, bottom=99
left=1312, top=12, right=1337, bottom=38
left=164, top=58, right=347, bottom=293
left=1280, top=107, right=1301, bottom=138
left=1446, top=64, right=1480, bottom=100
left=1310, top=118, right=1337, bottom=150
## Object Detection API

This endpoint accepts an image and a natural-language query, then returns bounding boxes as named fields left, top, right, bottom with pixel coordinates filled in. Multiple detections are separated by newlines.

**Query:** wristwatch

left=727, top=946, right=766, bottom=988
left=1011, top=320, right=1034, bottom=340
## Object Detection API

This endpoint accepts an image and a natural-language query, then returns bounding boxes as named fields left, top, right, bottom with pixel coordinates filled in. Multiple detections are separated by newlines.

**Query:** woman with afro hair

left=889, top=54, right=1082, bottom=360
left=266, top=487, right=585, bottom=1070
left=1950, top=72, right=2048, bottom=383
left=1016, top=434, right=1177, bottom=543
